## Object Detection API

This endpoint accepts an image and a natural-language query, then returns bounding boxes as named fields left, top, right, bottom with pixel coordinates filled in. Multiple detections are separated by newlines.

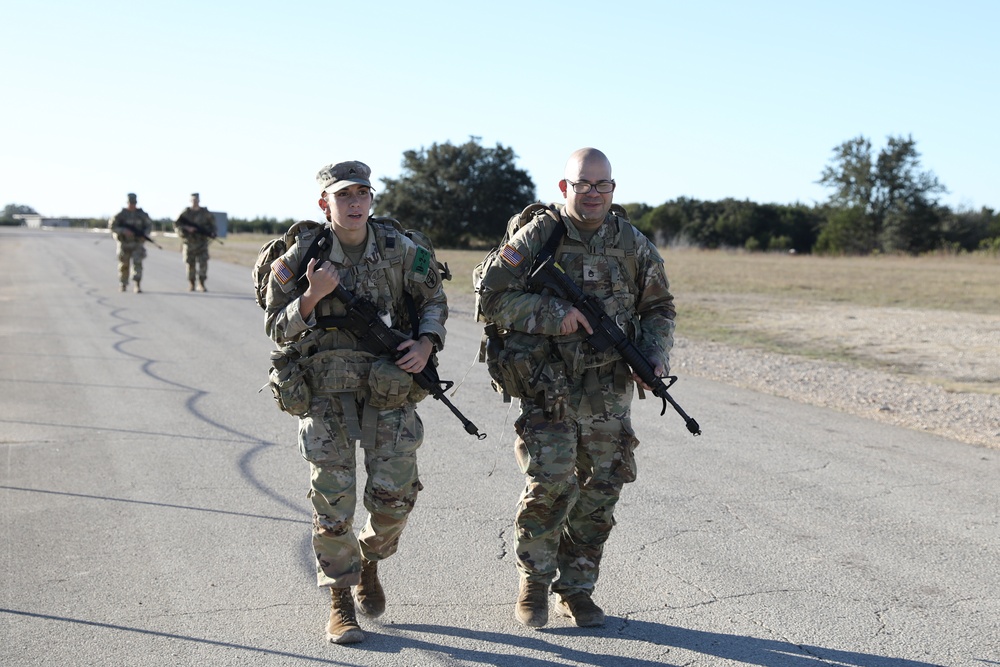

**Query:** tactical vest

left=479, top=206, right=644, bottom=410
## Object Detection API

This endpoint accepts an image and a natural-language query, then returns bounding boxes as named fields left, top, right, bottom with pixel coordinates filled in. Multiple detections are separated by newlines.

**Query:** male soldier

left=174, top=192, right=216, bottom=291
left=108, top=192, right=154, bottom=293
left=477, top=148, right=676, bottom=628
left=264, top=161, right=447, bottom=644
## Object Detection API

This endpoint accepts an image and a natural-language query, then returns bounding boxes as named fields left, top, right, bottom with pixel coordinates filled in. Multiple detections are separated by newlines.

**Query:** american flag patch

left=271, top=258, right=294, bottom=284
left=500, top=244, right=524, bottom=268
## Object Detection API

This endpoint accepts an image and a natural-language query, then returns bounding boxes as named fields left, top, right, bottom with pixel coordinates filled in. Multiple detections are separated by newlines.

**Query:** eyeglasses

left=565, top=179, right=616, bottom=194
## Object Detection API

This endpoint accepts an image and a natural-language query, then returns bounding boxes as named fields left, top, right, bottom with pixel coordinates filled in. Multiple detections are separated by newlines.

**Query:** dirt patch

left=692, top=294, right=1000, bottom=394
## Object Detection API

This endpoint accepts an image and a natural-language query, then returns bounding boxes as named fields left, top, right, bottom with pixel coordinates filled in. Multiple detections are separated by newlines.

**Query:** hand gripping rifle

left=117, top=221, right=162, bottom=249
left=528, top=256, right=701, bottom=436
left=326, top=283, right=487, bottom=440
left=178, top=217, right=223, bottom=244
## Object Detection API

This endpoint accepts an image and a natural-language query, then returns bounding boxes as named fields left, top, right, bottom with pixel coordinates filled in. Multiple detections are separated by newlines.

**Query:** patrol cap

left=316, top=161, right=374, bottom=194
left=191, top=192, right=199, bottom=198
left=127, top=193, right=137, bottom=202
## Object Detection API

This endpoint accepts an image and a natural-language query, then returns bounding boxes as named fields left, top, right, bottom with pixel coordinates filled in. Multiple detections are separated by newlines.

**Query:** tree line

left=371, top=136, right=998, bottom=255
left=5, top=136, right=998, bottom=255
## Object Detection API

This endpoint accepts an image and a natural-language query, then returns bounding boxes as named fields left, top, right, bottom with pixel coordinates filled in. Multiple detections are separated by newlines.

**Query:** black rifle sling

left=533, top=219, right=567, bottom=270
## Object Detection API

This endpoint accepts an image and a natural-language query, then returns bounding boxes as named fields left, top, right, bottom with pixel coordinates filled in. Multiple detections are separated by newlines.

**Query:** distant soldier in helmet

left=477, top=148, right=676, bottom=629
left=108, top=192, right=153, bottom=293
left=174, top=192, right=216, bottom=291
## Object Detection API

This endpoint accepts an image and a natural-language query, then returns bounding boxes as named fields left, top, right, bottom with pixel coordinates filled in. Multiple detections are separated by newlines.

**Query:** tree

left=375, top=137, right=535, bottom=248
left=818, top=135, right=947, bottom=254
left=3, top=203, right=38, bottom=217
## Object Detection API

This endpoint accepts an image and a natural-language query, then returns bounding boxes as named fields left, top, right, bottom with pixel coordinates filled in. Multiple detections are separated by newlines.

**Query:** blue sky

left=2, top=1, right=996, bottom=222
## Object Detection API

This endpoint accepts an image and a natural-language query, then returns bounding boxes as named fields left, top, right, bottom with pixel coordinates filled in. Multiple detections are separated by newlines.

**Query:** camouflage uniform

left=174, top=205, right=215, bottom=284
left=477, top=205, right=675, bottom=598
left=108, top=201, right=153, bottom=289
left=265, top=220, right=447, bottom=588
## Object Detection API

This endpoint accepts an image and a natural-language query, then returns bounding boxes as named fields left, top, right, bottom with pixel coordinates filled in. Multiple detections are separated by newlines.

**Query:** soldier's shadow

left=381, top=620, right=946, bottom=667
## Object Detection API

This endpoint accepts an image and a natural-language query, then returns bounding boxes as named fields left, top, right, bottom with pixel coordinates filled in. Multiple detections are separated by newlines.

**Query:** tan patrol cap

left=316, top=161, right=373, bottom=194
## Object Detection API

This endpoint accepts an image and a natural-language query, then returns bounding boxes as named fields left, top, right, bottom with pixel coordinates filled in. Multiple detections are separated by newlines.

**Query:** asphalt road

left=2, top=227, right=997, bottom=667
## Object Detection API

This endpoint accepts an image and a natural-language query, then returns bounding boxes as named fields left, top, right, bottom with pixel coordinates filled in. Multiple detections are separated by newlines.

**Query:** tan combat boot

left=119, top=282, right=127, bottom=292
left=515, top=579, right=549, bottom=628
left=554, top=591, right=605, bottom=627
left=327, top=586, right=363, bottom=644
left=198, top=279, right=207, bottom=292
left=353, top=559, right=386, bottom=617
left=188, top=280, right=196, bottom=291
left=133, top=281, right=142, bottom=293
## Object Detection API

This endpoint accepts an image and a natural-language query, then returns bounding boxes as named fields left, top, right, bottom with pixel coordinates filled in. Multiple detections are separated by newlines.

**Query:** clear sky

left=2, top=0, right=996, bottom=222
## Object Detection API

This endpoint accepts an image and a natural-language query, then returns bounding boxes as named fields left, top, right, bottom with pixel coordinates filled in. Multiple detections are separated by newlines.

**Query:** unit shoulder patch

left=412, top=246, right=431, bottom=276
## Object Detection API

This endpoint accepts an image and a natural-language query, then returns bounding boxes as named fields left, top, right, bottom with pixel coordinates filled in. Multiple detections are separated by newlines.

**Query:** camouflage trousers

left=298, top=392, right=424, bottom=588
left=513, top=383, right=639, bottom=597
left=116, top=241, right=147, bottom=285
left=181, top=239, right=210, bottom=281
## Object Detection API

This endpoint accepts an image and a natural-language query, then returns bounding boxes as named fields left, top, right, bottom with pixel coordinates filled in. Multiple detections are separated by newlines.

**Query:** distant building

left=213, top=211, right=228, bottom=238
left=14, top=214, right=69, bottom=228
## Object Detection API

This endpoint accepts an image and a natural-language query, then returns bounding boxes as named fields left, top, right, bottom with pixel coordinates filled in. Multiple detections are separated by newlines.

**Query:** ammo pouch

left=368, top=358, right=414, bottom=409
left=305, top=349, right=373, bottom=396
left=267, top=347, right=311, bottom=417
left=486, top=337, right=542, bottom=400
left=487, top=332, right=570, bottom=409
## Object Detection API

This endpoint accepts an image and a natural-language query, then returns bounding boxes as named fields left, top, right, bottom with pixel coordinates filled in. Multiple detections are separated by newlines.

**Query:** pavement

left=2, top=227, right=998, bottom=666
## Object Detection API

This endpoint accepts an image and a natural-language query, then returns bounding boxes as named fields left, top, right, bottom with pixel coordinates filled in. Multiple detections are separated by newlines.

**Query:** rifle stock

left=328, top=284, right=486, bottom=440
left=529, top=256, right=701, bottom=436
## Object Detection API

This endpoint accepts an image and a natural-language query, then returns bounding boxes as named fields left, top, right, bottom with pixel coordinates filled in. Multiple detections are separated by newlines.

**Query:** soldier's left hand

left=396, top=337, right=433, bottom=374
left=633, top=361, right=665, bottom=391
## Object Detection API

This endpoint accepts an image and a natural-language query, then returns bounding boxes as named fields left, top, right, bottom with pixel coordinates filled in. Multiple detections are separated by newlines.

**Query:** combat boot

left=198, top=279, right=207, bottom=292
left=554, top=591, right=605, bottom=627
left=353, top=558, right=385, bottom=617
left=133, top=281, right=142, bottom=294
left=327, top=586, right=363, bottom=644
left=515, top=579, right=549, bottom=628
left=119, top=282, right=127, bottom=292
left=188, top=280, right=196, bottom=291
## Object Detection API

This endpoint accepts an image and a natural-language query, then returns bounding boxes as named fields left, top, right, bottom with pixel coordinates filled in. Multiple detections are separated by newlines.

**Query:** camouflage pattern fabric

left=478, top=205, right=675, bottom=597
left=513, top=381, right=637, bottom=596
left=175, top=207, right=215, bottom=281
left=108, top=208, right=153, bottom=285
left=302, top=394, right=424, bottom=587
left=264, top=220, right=447, bottom=588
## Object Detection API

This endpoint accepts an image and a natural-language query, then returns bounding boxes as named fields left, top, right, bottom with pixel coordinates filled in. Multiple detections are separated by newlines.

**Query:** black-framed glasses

left=566, top=179, right=616, bottom=194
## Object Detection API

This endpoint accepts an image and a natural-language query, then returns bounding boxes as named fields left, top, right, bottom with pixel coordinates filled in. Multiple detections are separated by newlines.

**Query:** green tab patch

left=412, top=246, right=431, bottom=276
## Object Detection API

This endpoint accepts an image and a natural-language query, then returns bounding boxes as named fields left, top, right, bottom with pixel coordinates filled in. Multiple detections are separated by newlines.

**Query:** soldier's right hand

left=559, top=307, right=593, bottom=336
left=305, top=258, right=339, bottom=298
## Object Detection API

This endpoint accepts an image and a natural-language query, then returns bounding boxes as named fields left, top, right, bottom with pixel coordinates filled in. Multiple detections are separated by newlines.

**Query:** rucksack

left=472, top=203, right=560, bottom=324
left=253, top=218, right=451, bottom=311
left=253, top=220, right=325, bottom=310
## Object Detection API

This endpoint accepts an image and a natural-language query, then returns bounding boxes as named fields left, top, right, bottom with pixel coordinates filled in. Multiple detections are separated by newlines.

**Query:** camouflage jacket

left=478, top=206, right=675, bottom=378
left=174, top=207, right=216, bottom=240
left=264, top=220, right=448, bottom=358
left=108, top=208, right=152, bottom=242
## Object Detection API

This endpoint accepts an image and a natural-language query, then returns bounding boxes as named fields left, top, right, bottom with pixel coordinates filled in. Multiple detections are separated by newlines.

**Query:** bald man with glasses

left=477, top=147, right=676, bottom=629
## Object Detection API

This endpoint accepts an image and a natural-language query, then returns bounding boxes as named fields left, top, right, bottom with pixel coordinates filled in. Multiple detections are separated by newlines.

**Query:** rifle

left=528, top=256, right=701, bottom=436
left=178, top=219, right=224, bottom=244
left=117, top=221, right=162, bottom=249
left=323, top=283, right=486, bottom=440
